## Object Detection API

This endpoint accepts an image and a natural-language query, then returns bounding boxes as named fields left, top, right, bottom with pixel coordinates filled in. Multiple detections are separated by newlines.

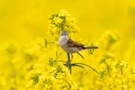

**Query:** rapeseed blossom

left=0, top=3, right=135, bottom=90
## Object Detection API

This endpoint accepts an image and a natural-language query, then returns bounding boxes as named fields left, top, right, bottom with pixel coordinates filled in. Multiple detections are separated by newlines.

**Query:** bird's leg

left=66, top=53, right=72, bottom=74
left=66, top=53, right=70, bottom=65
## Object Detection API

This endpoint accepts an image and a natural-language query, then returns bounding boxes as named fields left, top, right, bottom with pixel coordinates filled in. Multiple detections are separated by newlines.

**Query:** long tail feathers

left=84, top=46, right=98, bottom=49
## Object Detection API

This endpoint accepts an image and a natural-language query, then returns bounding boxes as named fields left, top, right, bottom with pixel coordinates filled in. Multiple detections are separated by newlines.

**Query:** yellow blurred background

left=0, top=0, right=135, bottom=43
left=0, top=0, right=135, bottom=89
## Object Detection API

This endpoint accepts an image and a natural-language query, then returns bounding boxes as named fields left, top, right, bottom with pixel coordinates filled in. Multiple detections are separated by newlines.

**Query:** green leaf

left=77, top=52, right=84, bottom=60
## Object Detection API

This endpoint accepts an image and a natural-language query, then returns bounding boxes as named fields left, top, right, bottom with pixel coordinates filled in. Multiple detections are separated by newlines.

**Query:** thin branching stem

left=72, top=63, right=100, bottom=75
left=55, top=60, right=65, bottom=63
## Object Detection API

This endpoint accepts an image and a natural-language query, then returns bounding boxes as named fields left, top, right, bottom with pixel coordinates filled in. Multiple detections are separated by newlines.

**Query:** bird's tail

left=84, top=45, right=98, bottom=49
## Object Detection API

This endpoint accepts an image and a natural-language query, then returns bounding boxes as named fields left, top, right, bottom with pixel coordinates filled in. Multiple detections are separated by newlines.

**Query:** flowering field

left=0, top=0, right=135, bottom=90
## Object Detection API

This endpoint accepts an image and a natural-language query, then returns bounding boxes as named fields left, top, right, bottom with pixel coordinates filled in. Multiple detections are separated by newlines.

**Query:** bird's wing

left=67, top=38, right=85, bottom=50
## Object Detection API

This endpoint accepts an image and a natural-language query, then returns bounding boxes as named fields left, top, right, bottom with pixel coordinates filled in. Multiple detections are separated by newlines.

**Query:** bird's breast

left=59, top=35, right=79, bottom=53
left=59, top=35, right=69, bottom=46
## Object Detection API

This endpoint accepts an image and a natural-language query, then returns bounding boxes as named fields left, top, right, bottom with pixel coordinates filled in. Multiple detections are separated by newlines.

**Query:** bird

left=58, top=30, right=98, bottom=53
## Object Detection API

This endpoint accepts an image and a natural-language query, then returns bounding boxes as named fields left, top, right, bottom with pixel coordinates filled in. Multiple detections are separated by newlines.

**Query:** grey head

left=61, top=30, right=68, bottom=36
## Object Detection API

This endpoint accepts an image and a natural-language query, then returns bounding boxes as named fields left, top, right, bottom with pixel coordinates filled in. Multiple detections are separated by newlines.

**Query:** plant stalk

left=66, top=53, right=72, bottom=74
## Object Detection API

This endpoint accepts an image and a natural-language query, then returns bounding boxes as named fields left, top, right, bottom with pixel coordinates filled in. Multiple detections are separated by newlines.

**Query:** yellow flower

left=26, top=80, right=34, bottom=88
left=58, top=9, right=69, bottom=17
left=53, top=17, right=63, bottom=25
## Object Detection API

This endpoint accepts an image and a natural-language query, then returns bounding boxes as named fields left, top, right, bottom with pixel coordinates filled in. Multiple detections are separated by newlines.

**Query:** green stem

left=73, top=63, right=100, bottom=75
left=66, top=53, right=72, bottom=74
left=106, top=64, right=111, bottom=77
left=121, top=66, right=124, bottom=90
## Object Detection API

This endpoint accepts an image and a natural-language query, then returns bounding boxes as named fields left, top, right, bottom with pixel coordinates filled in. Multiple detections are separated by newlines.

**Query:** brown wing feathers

left=67, top=38, right=86, bottom=50
left=67, top=38, right=98, bottom=50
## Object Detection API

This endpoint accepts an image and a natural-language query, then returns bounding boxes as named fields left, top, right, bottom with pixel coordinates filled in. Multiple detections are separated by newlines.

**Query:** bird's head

left=61, top=30, right=68, bottom=36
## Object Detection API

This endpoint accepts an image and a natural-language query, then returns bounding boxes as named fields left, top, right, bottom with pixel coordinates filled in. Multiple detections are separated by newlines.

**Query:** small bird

left=59, top=30, right=98, bottom=53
